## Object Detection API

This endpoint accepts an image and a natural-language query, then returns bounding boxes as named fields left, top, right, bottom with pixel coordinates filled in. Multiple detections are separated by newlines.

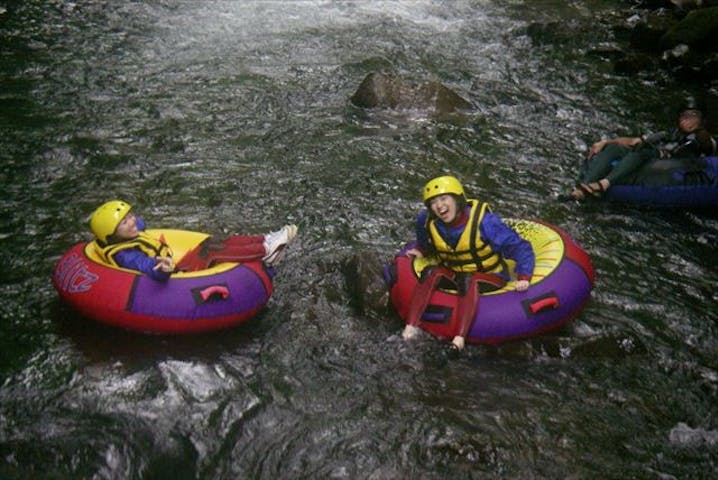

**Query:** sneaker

left=262, top=224, right=298, bottom=266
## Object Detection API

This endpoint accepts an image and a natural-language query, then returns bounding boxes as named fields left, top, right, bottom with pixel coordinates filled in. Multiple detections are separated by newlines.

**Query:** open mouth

left=437, top=207, right=452, bottom=220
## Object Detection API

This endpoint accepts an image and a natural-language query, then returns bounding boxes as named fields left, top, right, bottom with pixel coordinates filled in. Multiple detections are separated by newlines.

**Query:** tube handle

left=528, top=297, right=559, bottom=314
left=521, top=292, right=561, bottom=317
left=199, top=285, right=230, bottom=302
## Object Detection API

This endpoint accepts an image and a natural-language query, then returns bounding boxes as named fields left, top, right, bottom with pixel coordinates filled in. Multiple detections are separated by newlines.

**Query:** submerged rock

left=350, top=72, right=472, bottom=114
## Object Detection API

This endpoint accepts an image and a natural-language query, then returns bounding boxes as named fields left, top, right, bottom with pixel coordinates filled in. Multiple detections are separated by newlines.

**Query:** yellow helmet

left=89, top=200, right=132, bottom=244
left=422, top=175, right=465, bottom=203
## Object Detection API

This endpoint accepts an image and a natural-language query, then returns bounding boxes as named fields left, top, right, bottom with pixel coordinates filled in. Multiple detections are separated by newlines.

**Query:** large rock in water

left=342, top=250, right=390, bottom=318
left=350, top=72, right=472, bottom=114
left=660, top=6, right=718, bottom=50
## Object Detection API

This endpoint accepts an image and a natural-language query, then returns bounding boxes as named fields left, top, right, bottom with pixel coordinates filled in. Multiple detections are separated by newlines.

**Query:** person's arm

left=114, top=249, right=171, bottom=281
left=590, top=136, right=643, bottom=156
left=641, top=131, right=670, bottom=145
left=407, top=209, right=432, bottom=258
left=480, top=213, right=535, bottom=287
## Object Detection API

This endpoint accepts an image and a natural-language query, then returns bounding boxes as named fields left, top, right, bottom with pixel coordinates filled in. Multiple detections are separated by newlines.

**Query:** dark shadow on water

left=52, top=301, right=270, bottom=366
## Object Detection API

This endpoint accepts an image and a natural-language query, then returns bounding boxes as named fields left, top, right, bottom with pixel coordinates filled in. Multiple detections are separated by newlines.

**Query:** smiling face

left=114, top=212, right=139, bottom=240
left=429, top=194, right=459, bottom=224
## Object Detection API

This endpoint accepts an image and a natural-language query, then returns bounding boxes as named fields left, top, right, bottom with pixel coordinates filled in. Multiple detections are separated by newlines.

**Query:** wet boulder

left=655, top=7, right=718, bottom=81
left=629, top=12, right=677, bottom=52
left=350, top=72, right=472, bottom=114
left=342, top=250, right=390, bottom=318
left=660, top=6, right=718, bottom=50
left=609, top=4, right=718, bottom=83
left=614, top=51, right=658, bottom=75
left=670, top=0, right=718, bottom=10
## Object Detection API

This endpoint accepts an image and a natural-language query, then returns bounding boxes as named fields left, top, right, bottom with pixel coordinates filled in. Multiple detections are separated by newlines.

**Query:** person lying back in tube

left=565, top=107, right=716, bottom=201
left=88, top=200, right=298, bottom=281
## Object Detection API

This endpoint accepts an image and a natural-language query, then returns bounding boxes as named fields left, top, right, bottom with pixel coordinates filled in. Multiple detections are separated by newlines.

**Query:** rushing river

left=1, top=1, right=717, bottom=478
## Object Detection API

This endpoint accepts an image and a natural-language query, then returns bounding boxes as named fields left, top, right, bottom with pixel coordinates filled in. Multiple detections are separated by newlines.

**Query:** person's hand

left=405, top=248, right=424, bottom=259
left=515, top=279, right=530, bottom=292
left=451, top=336, right=465, bottom=351
left=402, top=324, right=420, bottom=340
left=153, top=256, right=174, bottom=273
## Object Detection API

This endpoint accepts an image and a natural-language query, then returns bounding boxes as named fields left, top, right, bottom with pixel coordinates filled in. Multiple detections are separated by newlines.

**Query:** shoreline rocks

left=524, top=1, right=718, bottom=128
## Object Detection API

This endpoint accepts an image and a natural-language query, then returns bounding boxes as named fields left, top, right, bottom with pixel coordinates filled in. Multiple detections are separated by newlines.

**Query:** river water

left=1, top=1, right=717, bottom=478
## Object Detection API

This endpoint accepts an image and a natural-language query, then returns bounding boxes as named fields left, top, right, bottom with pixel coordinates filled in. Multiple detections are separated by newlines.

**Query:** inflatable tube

left=384, top=219, right=594, bottom=345
left=605, top=156, right=718, bottom=208
left=53, top=229, right=273, bottom=334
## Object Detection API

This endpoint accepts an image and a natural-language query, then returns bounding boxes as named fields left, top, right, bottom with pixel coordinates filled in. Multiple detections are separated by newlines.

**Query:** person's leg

left=579, top=144, right=631, bottom=183
left=176, top=236, right=267, bottom=271
left=567, top=144, right=631, bottom=199
left=450, top=273, right=480, bottom=350
left=205, top=238, right=266, bottom=266
left=175, top=238, right=213, bottom=272
left=604, top=147, right=656, bottom=185
left=221, top=235, right=265, bottom=246
left=451, top=272, right=509, bottom=349
left=403, top=266, right=455, bottom=339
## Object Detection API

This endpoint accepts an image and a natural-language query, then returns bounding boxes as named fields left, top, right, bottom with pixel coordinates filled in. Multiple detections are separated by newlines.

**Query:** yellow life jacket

left=95, top=232, right=173, bottom=268
left=427, top=199, right=503, bottom=274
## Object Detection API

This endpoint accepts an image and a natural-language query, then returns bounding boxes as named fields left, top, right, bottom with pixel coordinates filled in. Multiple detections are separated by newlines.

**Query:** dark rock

left=660, top=6, right=718, bottom=50
left=670, top=0, right=718, bottom=9
left=614, top=52, right=659, bottom=75
left=342, top=250, right=390, bottom=318
left=586, top=43, right=627, bottom=61
left=668, top=51, right=718, bottom=84
left=635, top=0, right=716, bottom=10
left=525, top=21, right=569, bottom=46
left=610, top=4, right=718, bottom=84
left=634, top=0, right=674, bottom=9
left=629, top=12, right=676, bottom=52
